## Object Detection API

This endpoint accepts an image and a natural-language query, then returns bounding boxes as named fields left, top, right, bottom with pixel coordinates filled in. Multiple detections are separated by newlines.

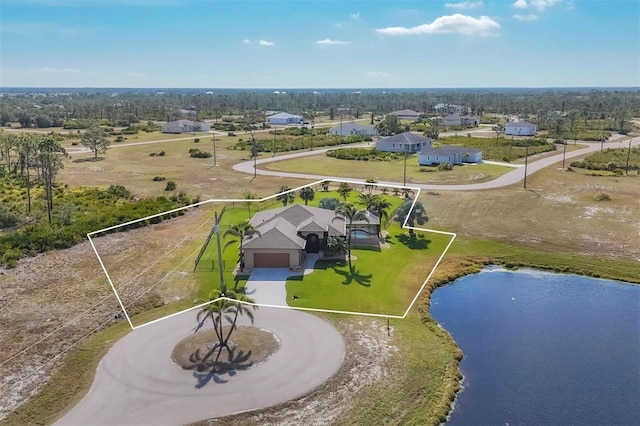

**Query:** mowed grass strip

left=263, top=153, right=514, bottom=184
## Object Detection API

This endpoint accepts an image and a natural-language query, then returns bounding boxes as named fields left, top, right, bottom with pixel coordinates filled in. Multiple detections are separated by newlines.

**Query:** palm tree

left=337, top=182, right=352, bottom=202
left=195, top=289, right=257, bottom=367
left=299, top=186, right=315, bottom=205
left=393, top=200, right=428, bottom=237
left=276, top=185, right=295, bottom=206
left=371, top=196, right=392, bottom=228
left=357, top=193, right=377, bottom=210
left=224, top=223, right=260, bottom=272
left=242, top=191, right=257, bottom=216
left=333, top=203, right=369, bottom=268
left=320, top=180, right=330, bottom=191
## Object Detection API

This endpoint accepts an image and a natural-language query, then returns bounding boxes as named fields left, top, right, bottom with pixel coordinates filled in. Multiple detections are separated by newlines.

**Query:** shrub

left=149, top=152, right=157, bottom=156
left=228, top=132, right=236, bottom=137
left=0, top=207, right=19, bottom=229
left=107, top=185, right=131, bottom=199
left=158, top=151, right=166, bottom=156
left=152, top=176, right=166, bottom=182
left=165, top=181, right=177, bottom=191
left=318, top=197, right=340, bottom=210
left=194, top=138, right=200, bottom=143
left=437, top=163, right=454, bottom=171
left=115, top=136, right=125, bottom=142
left=189, top=148, right=212, bottom=158
left=594, top=192, right=611, bottom=201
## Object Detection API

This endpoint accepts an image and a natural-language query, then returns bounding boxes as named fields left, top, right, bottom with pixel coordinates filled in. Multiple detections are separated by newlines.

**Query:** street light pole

left=212, top=133, right=217, bottom=166
left=252, top=132, right=257, bottom=179
left=562, top=140, right=567, bottom=169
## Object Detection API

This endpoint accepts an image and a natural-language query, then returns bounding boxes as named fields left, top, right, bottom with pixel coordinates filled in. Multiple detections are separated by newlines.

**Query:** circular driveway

left=56, top=306, right=344, bottom=426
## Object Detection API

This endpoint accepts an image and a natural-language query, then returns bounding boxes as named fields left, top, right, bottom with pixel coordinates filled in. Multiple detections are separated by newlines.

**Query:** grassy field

left=287, top=222, right=452, bottom=315
left=264, top=153, right=514, bottom=184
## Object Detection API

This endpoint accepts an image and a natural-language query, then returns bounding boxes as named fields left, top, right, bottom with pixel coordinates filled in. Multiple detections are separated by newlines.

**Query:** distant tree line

left=1, top=90, right=638, bottom=130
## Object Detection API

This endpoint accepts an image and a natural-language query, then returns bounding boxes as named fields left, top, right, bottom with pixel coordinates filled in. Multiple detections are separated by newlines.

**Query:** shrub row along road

left=55, top=307, right=344, bottom=426
left=233, top=136, right=640, bottom=191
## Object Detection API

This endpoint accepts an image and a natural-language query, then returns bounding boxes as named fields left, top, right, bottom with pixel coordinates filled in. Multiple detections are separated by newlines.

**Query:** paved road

left=233, top=137, right=640, bottom=191
left=56, top=306, right=344, bottom=426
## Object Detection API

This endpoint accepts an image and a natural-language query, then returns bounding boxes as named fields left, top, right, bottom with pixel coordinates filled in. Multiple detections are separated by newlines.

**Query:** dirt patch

left=190, top=316, right=397, bottom=426
left=172, top=326, right=280, bottom=373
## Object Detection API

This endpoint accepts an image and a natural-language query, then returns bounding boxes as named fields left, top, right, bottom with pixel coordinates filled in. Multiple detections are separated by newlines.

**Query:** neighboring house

left=177, top=108, right=197, bottom=117
left=161, top=120, right=210, bottom=134
left=434, top=103, right=471, bottom=115
left=243, top=204, right=379, bottom=269
left=375, top=132, right=433, bottom=153
left=442, top=114, right=480, bottom=127
left=418, top=146, right=483, bottom=166
left=389, top=109, right=421, bottom=120
left=329, top=122, right=378, bottom=137
left=267, top=112, right=303, bottom=125
left=505, top=121, right=537, bottom=136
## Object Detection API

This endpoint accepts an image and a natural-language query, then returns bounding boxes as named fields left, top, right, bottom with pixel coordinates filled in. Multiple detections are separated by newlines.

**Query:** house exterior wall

left=463, top=151, right=483, bottom=163
left=375, top=140, right=431, bottom=153
left=505, top=125, right=536, bottom=136
left=418, top=153, right=458, bottom=165
left=267, top=115, right=302, bottom=125
left=161, top=121, right=210, bottom=134
left=244, top=248, right=301, bottom=270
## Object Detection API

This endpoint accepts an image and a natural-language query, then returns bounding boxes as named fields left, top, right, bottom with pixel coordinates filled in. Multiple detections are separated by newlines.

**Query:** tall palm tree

left=393, top=200, right=428, bottom=237
left=224, top=223, right=260, bottom=272
left=371, top=196, right=392, bottom=229
left=299, top=186, right=315, bottom=205
left=357, top=193, right=377, bottom=210
left=195, top=289, right=257, bottom=366
left=333, top=203, right=369, bottom=268
left=337, top=182, right=352, bottom=202
left=276, top=185, right=295, bottom=206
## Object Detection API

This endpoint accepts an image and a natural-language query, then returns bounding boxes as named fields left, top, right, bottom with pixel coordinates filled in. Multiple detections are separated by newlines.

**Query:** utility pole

left=403, top=145, right=407, bottom=187
left=214, top=211, right=226, bottom=295
left=562, top=140, right=567, bottom=169
left=600, top=122, right=605, bottom=151
left=212, top=133, right=217, bottom=166
left=252, top=131, right=257, bottom=179
left=625, top=138, right=632, bottom=176
left=523, top=145, right=529, bottom=189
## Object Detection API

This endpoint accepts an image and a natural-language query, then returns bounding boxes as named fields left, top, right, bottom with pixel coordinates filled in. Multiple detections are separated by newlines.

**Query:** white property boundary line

left=87, top=179, right=457, bottom=330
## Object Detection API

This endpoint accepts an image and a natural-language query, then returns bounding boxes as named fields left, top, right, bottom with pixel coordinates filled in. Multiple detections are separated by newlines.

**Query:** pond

left=430, top=268, right=640, bottom=426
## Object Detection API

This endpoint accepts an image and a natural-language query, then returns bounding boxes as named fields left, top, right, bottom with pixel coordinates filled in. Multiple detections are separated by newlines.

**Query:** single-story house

left=267, top=112, right=303, bottom=125
left=329, top=122, right=377, bottom=137
left=442, top=114, right=480, bottom=127
left=243, top=204, right=379, bottom=269
left=434, top=103, right=471, bottom=115
left=177, top=108, right=197, bottom=117
left=505, top=121, right=537, bottom=136
left=389, top=109, right=421, bottom=120
left=375, top=132, right=433, bottom=153
left=161, top=120, right=210, bottom=134
left=418, top=146, right=483, bottom=166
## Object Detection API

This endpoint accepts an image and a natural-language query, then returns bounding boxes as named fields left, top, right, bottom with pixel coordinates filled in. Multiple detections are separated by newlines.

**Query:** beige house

left=243, top=204, right=379, bottom=270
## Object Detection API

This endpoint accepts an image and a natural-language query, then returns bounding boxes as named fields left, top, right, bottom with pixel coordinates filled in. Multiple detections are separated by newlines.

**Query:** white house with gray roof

left=442, top=114, right=480, bottom=127
left=267, top=112, right=303, bottom=125
left=375, top=132, right=433, bottom=153
left=389, top=109, right=421, bottom=120
left=418, top=146, right=483, bottom=166
left=505, top=121, right=537, bottom=136
left=242, top=204, right=379, bottom=270
left=329, top=122, right=378, bottom=137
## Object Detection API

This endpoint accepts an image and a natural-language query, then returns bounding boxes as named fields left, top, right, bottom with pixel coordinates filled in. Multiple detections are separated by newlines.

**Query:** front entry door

left=306, top=233, right=320, bottom=253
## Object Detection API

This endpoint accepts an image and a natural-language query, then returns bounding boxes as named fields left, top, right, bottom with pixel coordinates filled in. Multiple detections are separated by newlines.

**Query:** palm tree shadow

left=188, top=346, right=254, bottom=389
left=395, top=233, right=431, bottom=250
left=333, top=264, right=372, bottom=287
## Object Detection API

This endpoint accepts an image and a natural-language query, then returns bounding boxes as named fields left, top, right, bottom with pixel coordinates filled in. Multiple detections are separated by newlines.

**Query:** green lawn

left=287, top=222, right=454, bottom=315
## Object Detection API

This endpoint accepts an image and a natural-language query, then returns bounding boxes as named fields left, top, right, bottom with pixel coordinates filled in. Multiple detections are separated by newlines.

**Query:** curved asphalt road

left=56, top=306, right=344, bottom=426
left=233, top=136, right=640, bottom=190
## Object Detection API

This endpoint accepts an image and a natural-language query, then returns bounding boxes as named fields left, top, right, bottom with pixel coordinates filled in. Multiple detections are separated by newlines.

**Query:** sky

left=0, top=0, right=638, bottom=88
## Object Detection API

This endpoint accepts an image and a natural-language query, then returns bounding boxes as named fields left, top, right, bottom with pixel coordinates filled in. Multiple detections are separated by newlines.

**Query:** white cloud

left=333, top=22, right=343, bottom=28
left=376, top=14, right=500, bottom=37
left=513, top=14, right=539, bottom=20
left=258, top=40, right=275, bottom=46
left=445, top=1, right=484, bottom=9
left=365, top=71, right=392, bottom=79
left=242, top=39, right=251, bottom=44
left=350, top=12, right=360, bottom=20
left=315, top=38, right=349, bottom=45
left=512, top=0, right=560, bottom=11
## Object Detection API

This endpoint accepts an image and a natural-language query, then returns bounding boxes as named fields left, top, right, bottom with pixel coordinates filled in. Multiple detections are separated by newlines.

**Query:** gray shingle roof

left=505, top=121, right=536, bottom=129
left=243, top=217, right=306, bottom=249
left=420, top=146, right=482, bottom=156
left=391, top=109, right=420, bottom=117
left=380, top=132, right=432, bottom=145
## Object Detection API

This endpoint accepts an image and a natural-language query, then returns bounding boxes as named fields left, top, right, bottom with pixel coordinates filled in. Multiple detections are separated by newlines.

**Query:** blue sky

left=0, top=0, right=638, bottom=88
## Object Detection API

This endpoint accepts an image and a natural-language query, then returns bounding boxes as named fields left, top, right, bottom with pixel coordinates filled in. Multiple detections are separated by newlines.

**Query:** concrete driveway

left=244, top=253, right=320, bottom=307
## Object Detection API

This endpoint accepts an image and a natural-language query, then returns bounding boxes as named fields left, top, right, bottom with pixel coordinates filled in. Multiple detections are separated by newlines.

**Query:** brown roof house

left=243, top=204, right=379, bottom=270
